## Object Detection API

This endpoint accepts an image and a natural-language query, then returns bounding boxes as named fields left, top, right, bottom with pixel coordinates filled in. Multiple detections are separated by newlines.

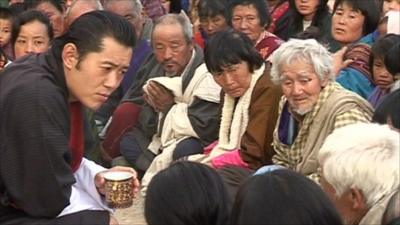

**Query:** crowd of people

left=0, top=0, right=399, bottom=224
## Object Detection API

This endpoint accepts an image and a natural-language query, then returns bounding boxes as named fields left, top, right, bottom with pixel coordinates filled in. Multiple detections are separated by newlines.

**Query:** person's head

left=383, top=0, right=400, bottom=15
left=12, top=10, right=53, bottom=59
left=370, top=34, right=400, bottom=89
left=270, top=38, right=334, bottom=115
left=291, top=0, right=329, bottom=21
left=231, top=169, right=343, bottom=225
left=0, top=7, right=13, bottom=47
left=103, top=0, right=145, bottom=41
left=145, top=161, right=230, bottom=225
left=198, top=0, right=229, bottom=37
left=151, top=13, right=194, bottom=77
left=64, top=0, right=103, bottom=27
left=229, top=0, right=271, bottom=43
left=332, top=0, right=380, bottom=45
left=318, top=123, right=400, bottom=225
left=372, top=89, right=400, bottom=131
left=384, top=42, right=400, bottom=76
left=27, top=0, right=65, bottom=37
left=57, top=10, right=136, bottom=110
left=205, top=29, right=263, bottom=97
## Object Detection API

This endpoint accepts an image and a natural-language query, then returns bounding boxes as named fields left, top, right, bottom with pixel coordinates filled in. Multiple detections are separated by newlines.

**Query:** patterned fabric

left=267, top=1, right=290, bottom=34
left=142, top=0, right=166, bottom=21
left=272, top=82, right=372, bottom=179
left=255, top=30, right=284, bottom=61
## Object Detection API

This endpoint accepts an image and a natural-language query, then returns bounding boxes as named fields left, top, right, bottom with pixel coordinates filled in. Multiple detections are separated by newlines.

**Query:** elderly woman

left=229, top=0, right=283, bottom=60
left=11, top=10, right=53, bottom=59
left=269, top=39, right=373, bottom=181
left=332, top=0, right=380, bottom=99
left=141, top=29, right=282, bottom=195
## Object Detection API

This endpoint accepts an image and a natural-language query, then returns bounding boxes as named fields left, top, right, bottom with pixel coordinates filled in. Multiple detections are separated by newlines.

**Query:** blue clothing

left=359, top=29, right=380, bottom=46
left=337, top=67, right=375, bottom=99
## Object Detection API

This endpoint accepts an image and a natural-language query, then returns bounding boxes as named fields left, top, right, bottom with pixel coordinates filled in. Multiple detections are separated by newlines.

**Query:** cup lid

left=103, top=171, right=133, bottom=181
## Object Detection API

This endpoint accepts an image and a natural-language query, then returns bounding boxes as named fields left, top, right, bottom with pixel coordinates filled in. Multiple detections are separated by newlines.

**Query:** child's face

left=383, top=0, right=400, bottom=15
left=0, top=18, right=12, bottom=47
left=373, top=58, right=394, bottom=89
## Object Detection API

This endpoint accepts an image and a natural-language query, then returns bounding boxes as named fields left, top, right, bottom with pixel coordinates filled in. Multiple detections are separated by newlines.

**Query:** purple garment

left=141, top=0, right=166, bottom=21
left=121, top=39, right=152, bottom=94
left=368, top=86, right=389, bottom=108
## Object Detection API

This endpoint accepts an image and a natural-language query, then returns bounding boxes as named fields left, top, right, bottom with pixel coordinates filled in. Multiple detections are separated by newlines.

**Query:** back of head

left=373, top=89, right=400, bottom=130
left=145, top=161, right=230, bottom=225
left=384, top=42, right=400, bottom=76
left=53, top=10, right=136, bottom=62
left=204, top=29, right=263, bottom=74
left=319, top=123, right=400, bottom=207
left=65, top=0, right=103, bottom=26
left=230, top=169, right=343, bottom=225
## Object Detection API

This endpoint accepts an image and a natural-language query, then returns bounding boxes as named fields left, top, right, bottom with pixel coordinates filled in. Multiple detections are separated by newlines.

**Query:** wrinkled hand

left=144, top=81, right=174, bottom=113
left=95, top=166, right=140, bottom=198
left=333, top=46, right=353, bottom=77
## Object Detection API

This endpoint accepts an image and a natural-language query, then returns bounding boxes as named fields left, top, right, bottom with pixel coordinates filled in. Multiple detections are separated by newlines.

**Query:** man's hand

left=95, top=166, right=140, bottom=198
left=144, top=81, right=175, bottom=113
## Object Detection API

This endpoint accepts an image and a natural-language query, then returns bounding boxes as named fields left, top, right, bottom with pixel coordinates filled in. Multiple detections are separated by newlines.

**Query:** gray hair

left=318, top=123, right=400, bottom=207
left=103, top=0, right=143, bottom=19
left=152, top=13, right=193, bottom=45
left=270, top=38, right=335, bottom=85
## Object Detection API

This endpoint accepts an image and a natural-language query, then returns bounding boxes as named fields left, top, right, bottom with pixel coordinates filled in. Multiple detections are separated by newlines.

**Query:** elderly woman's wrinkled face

left=280, top=59, right=327, bottom=115
left=332, top=2, right=365, bottom=46
left=212, top=61, right=252, bottom=98
left=231, top=4, right=264, bottom=43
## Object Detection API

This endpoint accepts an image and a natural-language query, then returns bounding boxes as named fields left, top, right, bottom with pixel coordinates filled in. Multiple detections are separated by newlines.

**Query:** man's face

left=152, top=23, right=193, bottom=76
left=320, top=174, right=367, bottom=225
left=64, top=37, right=132, bottom=110
left=36, top=1, right=65, bottom=37
left=104, top=0, right=144, bottom=40
left=280, top=59, right=326, bottom=115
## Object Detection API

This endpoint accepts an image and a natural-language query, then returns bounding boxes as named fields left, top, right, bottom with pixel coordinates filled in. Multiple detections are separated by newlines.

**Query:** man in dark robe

left=0, top=11, right=139, bottom=225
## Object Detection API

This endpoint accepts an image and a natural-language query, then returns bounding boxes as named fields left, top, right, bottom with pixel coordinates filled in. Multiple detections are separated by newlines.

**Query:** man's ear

left=349, top=187, right=368, bottom=211
left=62, top=43, right=79, bottom=70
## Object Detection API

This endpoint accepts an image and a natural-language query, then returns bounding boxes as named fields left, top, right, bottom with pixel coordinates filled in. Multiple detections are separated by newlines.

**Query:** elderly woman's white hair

left=318, top=123, right=399, bottom=207
left=270, top=38, right=335, bottom=85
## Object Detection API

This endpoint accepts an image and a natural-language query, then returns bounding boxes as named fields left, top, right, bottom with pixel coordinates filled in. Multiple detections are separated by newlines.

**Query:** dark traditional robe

left=0, top=47, right=108, bottom=224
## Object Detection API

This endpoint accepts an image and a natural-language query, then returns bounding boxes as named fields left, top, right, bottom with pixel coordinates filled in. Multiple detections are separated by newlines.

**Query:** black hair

left=52, top=10, right=136, bottom=67
left=384, top=42, right=400, bottom=76
left=287, top=0, right=330, bottom=37
left=205, top=29, right=263, bottom=74
left=228, top=0, right=271, bottom=28
left=11, top=10, right=54, bottom=47
left=373, top=89, right=400, bottom=130
left=0, top=7, right=14, bottom=20
left=230, top=169, right=343, bottom=225
left=370, top=34, right=400, bottom=79
left=145, top=161, right=230, bottom=225
left=333, top=0, right=380, bottom=36
left=198, top=0, right=229, bottom=20
left=26, top=0, right=64, bottom=13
